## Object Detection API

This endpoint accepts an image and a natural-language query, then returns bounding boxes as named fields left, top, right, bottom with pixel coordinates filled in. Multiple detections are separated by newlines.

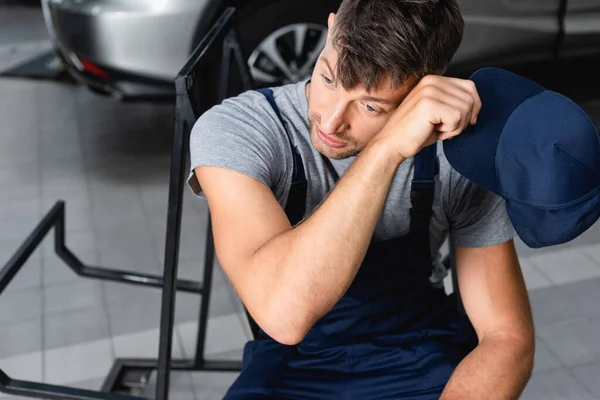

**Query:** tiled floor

left=2, top=4, right=600, bottom=400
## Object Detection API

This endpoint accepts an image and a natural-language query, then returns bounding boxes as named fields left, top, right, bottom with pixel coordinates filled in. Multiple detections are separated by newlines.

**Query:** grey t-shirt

left=187, top=80, right=515, bottom=284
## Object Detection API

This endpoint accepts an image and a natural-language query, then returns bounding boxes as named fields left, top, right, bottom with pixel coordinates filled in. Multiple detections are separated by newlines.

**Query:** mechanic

left=187, top=0, right=535, bottom=398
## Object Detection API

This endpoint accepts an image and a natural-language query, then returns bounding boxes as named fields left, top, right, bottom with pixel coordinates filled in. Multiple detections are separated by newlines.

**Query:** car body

left=41, top=0, right=600, bottom=101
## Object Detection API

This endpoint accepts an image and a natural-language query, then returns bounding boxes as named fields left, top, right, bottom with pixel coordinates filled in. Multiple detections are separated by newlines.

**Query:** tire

left=196, top=0, right=341, bottom=99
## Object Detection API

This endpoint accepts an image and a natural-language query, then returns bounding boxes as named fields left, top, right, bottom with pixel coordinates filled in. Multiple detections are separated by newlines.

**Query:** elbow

left=269, top=327, right=307, bottom=346
left=257, top=302, right=313, bottom=346
left=523, top=339, right=535, bottom=377
left=516, top=342, right=535, bottom=384
left=484, top=330, right=535, bottom=376
left=264, top=315, right=311, bottom=346
left=518, top=330, right=536, bottom=376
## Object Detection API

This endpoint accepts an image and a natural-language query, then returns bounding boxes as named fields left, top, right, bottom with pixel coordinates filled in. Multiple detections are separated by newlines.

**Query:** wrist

left=363, top=137, right=406, bottom=168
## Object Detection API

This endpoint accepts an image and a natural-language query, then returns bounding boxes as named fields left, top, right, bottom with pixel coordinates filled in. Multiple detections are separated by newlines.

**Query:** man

left=188, top=0, right=535, bottom=398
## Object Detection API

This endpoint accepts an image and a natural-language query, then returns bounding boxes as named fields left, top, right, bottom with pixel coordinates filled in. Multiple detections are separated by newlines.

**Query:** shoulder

left=189, top=87, right=298, bottom=165
left=192, top=89, right=277, bottom=135
left=187, top=86, right=298, bottom=199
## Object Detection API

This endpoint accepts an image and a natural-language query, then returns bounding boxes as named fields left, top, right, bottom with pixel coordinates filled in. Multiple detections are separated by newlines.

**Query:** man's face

left=306, top=14, right=417, bottom=160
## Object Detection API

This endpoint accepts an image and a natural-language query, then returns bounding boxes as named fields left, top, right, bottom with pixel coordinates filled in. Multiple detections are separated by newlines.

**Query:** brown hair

left=331, top=0, right=464, bottom=91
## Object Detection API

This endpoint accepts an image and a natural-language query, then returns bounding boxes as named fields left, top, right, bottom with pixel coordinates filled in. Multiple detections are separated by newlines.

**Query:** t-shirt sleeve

left=447, top=169, right=516, bottom=248
left=186, top=92, right=290, bottom=199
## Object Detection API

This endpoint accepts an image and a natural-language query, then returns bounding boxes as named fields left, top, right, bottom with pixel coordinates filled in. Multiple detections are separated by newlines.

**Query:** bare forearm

left=252, top=140, right=403, bottom=340
left=440, top=335, right=534, bottom=400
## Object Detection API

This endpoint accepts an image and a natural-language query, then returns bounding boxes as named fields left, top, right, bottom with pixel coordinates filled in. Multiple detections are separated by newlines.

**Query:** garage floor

left=2, top=5, right=600, bottom=400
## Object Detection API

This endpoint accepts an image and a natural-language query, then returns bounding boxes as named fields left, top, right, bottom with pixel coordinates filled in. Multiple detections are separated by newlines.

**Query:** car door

left=560, top=0, right=600, bottom=58
left=449, top=0, right=561, bottom=75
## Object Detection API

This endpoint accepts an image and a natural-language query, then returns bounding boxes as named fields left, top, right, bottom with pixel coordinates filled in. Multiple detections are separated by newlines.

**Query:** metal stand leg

left=154, top=8, right=255, bottom=400
left=155, top=98, right=189, bottom=400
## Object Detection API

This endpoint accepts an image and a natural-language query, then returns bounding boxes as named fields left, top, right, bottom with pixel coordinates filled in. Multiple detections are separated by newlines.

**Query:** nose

left=320, top=101, right=348, bottom=135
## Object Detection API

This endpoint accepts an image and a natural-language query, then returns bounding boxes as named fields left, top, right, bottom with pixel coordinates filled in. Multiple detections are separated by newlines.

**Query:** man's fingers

left=423, top=76, right=482, bottom=125
left=432, top=97, right=474, bottom=140
left=437, top=129, right=461, bottom=141
left=449, top=78, right=482, bottom=125
left=411, top=75, right=483, bottom=148
left=438, top=125, right=468, bottom=141
left=428, top=90, right=473, bottom=131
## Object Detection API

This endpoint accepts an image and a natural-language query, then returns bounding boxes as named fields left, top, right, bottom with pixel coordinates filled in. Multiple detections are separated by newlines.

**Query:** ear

left=327, top=13, right=336, bottom=30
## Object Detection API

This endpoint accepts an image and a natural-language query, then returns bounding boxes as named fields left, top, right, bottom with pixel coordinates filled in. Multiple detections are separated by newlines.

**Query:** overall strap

left=410, top=142, right=438, bottom=237
left=257, top=88, right=307, bottom=225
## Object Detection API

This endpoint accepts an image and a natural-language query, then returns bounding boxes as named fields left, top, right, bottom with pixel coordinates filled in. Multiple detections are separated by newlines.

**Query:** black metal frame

left=0, top=201, right=154, bottom=399
left=154, top=6, right=255, bottom=400
left=0, top=7, right=253, bottom=400
left=0, top=201, right=203, bottom=298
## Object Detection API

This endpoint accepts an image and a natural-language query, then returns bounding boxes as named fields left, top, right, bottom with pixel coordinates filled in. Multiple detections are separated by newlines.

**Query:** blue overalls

left=223, top=89, right=477, bottom=400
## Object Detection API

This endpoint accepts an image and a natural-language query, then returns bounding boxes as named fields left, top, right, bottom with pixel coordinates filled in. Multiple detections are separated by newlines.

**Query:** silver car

left=41, top=0, right=600, bottom=101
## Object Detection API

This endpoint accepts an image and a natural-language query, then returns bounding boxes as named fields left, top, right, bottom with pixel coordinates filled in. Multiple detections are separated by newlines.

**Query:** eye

left=322, top=74, right=333, bottom=86
left=365, top=104, right=380, bottom=114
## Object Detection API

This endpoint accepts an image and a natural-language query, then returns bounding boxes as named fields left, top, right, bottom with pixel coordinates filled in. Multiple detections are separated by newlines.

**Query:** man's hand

left=373, top=74, right=482, bottom=160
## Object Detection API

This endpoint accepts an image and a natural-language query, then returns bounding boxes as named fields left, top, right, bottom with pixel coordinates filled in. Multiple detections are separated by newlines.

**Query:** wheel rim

left=248, top=23, right=328, bottom=87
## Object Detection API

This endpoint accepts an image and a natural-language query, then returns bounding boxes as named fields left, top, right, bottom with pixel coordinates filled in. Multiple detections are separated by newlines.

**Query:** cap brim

left=506, top=187, right=600, bottom=248
left=443, top=67, right=546, bottom=194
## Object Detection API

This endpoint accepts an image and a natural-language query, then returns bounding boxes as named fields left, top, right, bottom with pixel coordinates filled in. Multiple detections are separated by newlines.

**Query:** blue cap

left=443, top=67, right=600, bottom=248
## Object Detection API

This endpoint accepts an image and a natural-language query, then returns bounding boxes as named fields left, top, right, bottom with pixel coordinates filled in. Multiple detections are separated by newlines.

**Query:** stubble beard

left=308, top=113, right=360, bottom=160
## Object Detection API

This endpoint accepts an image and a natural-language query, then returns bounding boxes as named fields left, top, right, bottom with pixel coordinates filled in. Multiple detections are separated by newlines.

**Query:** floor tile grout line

left=136, top=182, right=166, bottom=274
left=34, top=79, right=47, bottom=384
left=40, top=263, right=47, bottom=384
left=19, top=314, right=201, bottom=360
left=0, top=312, right=243, bottom=365
left=536, top=336, right=569, bottom=373
left=565, top=357, right=600, bottom=371
left=565, top=365, right=597, bottom=397
left=42, top=300, right=107, bottom=318
left=183, top=369, right=201, bottom=400
left=579, top=248, right=600, bottom=272
left=0, top=273, right=314, bottom=339
left=525, top=266, right=556, bottom=291
left=0, top=285, right=246, bottom=359
left=73, top=88, right=116, bottom=361
left=174, top=326, right=188, bottom=359
left=526, top=255, right=561, bottom=286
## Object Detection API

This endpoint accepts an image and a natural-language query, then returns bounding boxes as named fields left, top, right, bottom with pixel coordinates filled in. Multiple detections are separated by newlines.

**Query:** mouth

left=316, top=127, right=346, bottom=149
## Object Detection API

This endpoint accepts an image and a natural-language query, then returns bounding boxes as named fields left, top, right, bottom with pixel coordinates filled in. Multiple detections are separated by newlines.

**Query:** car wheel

left=236, top=0, right=340, bottom=88
left=196, top=0, right=340, bottom=97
